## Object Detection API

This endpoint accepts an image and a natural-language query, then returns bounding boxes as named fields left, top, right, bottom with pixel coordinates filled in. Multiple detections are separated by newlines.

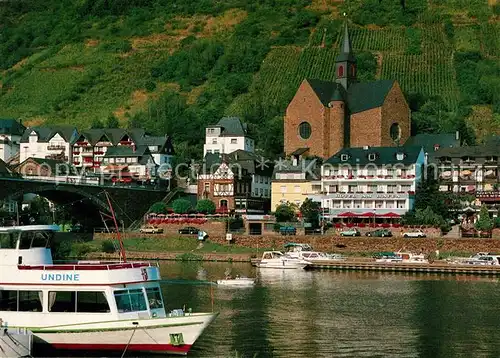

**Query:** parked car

left=139, top=225, right=163, bottom=234
left=280, top=226, right=297, bottom=235
left=339, top=228, right=361, bottom=237
left=365, top=229, right=392, bottom=237
left=403, top=230, right=426, bottom=238
left=178, top=226, right=199, bottom=235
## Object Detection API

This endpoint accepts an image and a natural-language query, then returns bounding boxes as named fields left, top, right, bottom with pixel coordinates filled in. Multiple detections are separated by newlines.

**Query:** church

left=284, top=23, right=411, bottom=159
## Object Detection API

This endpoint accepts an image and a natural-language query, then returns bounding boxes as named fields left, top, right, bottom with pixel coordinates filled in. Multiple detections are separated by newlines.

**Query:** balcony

left=319, top=191, right=410, bottom=200
left=47, top=145, right=66, bottom=151
left=475, top=191, right=500, bottom=201
left=73, top=151, right=80, bottom=155
left=75, top=141, right=89, bottom=146
left=322, top=174, right=415, bottom=181
left=73, top=161, right=81, bottom=165
left=81, top=151, right=93, bottom=156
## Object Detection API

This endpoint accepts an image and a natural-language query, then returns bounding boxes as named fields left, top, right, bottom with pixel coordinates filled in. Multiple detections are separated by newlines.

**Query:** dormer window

left=368, top=153, right=376, bottom=161
left=434, top=144, right=440, bottom=151
left=231, top=138, right=237, bottom=144
left=340, top=154, right=349, bottom=162
left=486, top=156, right=497, bottom=163
left=396, top=153, right=405, bottom=161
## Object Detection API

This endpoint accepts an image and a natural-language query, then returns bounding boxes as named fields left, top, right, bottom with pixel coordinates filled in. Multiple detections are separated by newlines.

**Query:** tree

left=274, top=202, right=297, bottom=222
left=475, top=205, right=493, bottom=232
left=90, top=118, right=104, bottom=129
left=172, top=198, right=192, bottom=214
left=105, top=114, right=120, bottom=128
left=300, top=198, right=320, bottom=228
left=196, top=199, right=216, bottom=214
left=149, top=201, right=168, bottom=214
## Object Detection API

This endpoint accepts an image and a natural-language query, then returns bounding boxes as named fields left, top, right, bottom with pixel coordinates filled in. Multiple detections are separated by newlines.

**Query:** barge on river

left=0, top=225, right=217, bottom=356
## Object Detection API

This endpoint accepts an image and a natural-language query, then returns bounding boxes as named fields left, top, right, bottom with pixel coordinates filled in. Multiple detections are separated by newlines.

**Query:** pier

left=252, top=259, right=500, bottom=276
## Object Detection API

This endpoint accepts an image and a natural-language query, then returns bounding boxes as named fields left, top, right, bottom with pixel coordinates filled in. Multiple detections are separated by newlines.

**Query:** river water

left=159, top=261, right=500, bottom=358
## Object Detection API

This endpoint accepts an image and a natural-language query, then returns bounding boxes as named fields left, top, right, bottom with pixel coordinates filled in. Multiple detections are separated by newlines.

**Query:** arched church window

left=390, top=123, right=401, bottom=142
left=298, top=122, right=312, bottom=140
left=338, top=65, right=344, bottom=77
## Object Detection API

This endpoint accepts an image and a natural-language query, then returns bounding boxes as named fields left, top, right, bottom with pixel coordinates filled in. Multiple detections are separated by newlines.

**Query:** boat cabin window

left=146, top=287, right=163, bottom=309
left=48, top=291, right=110, bottom=313
left=114, top=289, right=147, bottom=313
left=0, top=290, right=42, bottom=312
left=0, top=232, right=16, bottom=249
left=19, top=231, right=52, bottom=249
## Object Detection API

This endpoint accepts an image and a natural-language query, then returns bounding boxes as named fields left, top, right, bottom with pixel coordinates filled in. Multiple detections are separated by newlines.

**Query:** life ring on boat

left=141, top=268, right=148, bottom=281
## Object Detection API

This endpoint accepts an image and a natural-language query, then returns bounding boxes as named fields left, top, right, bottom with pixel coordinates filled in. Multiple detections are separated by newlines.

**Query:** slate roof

left=104, top=145, right=153, bottom=165
left=16, top=157, right=78, bottom=175
left=141, top=135, right=175, bottom=154
left=325, top=146, right=423, bottom=166
left=0, top=119, right=25, bottom=136
left=433, top=145, right=499, bottom=158
left=201, top=149, right=273, bottom=176
left=306, top=78, right=395, bottom=113
left=209, top=117, right=249, bottom=137
left=20, top=126, right=77, bottom=143
left=404, top=133, right=460, bottom=155
left=74, top=128, right=145, bottom=146
left=272, top=158, right=320, bottom=180
left=0, top=159, right=12, bottom=176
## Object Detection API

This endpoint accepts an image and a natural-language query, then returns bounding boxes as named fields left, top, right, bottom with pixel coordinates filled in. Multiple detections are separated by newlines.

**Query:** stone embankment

left=94, top=232, right=500, bottom=256
left=88, top=250, right=254, bottom=262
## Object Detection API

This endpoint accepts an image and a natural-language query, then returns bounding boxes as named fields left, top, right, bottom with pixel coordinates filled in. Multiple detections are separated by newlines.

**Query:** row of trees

left=149, top=198, right=216, bottom=215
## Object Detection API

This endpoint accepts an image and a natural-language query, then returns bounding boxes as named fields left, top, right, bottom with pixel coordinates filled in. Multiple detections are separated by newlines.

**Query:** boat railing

left=16, top=261, right=159, bottom=271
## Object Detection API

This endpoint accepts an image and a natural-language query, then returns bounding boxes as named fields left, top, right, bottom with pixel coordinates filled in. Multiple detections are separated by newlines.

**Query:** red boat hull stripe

left=47, top=343, right=192, bottom=353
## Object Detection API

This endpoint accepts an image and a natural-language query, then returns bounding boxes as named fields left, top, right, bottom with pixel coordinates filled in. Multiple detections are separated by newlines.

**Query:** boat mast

left=104, top=191, right=127, bottom=262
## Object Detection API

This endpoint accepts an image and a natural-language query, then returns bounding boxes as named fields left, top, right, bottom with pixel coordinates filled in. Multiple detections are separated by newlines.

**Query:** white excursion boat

left=256, top=251, right=311, bottom=269
left=0, top=320, right=32, bottom=358
left=0, top=224, right=217, bottom=356
left=216, top=277, right=256, bottom=287
left=284, top=243, right=346, bottom=261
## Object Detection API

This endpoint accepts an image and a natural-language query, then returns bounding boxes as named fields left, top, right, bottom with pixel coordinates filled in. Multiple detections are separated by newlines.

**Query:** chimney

left=424, top=152, right=429, bottom=166
left=292, top=155, right=298, bottom=166
left=456, top=130, right=460, bottom=141
left=363, top=146, right=369, bottom=150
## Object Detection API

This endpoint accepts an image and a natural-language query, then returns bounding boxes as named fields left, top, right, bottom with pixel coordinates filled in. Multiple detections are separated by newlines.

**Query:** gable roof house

left=197, top=150, right=273, bottom=214
left=285, top=22, right=410, bottom=159
left=19, top=126, right=78, bottom=164
left=204, top=117, right=255, bottom=156
left=0, top=118, right=26, bottom=163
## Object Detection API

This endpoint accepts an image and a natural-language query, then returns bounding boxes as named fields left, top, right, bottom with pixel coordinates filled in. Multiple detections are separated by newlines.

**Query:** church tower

left=335, top=22, right=357, bottom=90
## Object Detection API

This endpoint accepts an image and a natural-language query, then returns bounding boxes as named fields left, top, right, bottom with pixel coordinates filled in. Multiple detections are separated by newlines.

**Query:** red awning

left=359, top=212, right=376, bottom=217
left=380, top=212, right=401, bottom=218
left=338, top=212, right=357, bottom=217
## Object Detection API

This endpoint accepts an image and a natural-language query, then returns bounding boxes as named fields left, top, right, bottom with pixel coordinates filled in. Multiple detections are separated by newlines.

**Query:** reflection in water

left=157, top=262, right=500, bottom=357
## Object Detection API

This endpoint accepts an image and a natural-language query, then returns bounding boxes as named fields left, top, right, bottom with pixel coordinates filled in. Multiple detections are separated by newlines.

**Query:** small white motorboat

left=216, top=277, right=256, bottom=287
left=256, top=251, right=311, bottom=269
left=0, top=322, right=33, bottom=358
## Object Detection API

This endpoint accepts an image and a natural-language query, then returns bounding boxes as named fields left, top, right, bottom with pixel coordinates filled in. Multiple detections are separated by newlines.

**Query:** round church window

left=299, top=122, right=312, bottom=140
left=390, top=123, right=401, bottom=142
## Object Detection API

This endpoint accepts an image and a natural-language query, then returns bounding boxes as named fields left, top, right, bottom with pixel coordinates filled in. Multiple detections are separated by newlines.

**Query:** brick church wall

left=284, top=80, right=326, bottom=157
left=381, top=82, right=411, bottom=146
left=350, top=107, right=382, bottom=148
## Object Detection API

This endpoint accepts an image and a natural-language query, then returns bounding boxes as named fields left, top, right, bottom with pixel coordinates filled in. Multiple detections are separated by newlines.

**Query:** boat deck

left=17, top=261, right=155, bottom=271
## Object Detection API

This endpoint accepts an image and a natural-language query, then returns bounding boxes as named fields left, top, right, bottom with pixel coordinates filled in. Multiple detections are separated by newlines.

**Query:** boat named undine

left=0, top=224, right=217, bottom=356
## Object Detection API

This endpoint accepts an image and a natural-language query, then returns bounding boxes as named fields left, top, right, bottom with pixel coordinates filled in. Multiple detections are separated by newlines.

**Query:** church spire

left=336, top=21, right=355, bottom=63
left=335, top=17, right=357, bottom=90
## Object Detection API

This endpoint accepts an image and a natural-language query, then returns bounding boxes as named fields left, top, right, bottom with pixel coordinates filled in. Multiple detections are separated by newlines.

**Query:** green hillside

left=0, top=0, right=499, bottom=160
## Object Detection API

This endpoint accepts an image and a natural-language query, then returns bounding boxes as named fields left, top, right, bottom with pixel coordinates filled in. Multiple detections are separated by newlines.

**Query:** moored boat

left=216, top=277, right=256, bottom=287
left=0, top=224, right=217, bottom=356
left=284, top=243, right=346, bottom=261
left=256, top=251, right=311, bottom=269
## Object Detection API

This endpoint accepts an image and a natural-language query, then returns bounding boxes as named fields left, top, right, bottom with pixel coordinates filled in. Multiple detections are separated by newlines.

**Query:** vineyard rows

left=350, top=27, right=409, bottom=53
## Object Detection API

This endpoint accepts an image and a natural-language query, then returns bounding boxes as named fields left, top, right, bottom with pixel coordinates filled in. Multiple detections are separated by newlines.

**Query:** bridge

left=0, top=176, right=173, bottom=228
